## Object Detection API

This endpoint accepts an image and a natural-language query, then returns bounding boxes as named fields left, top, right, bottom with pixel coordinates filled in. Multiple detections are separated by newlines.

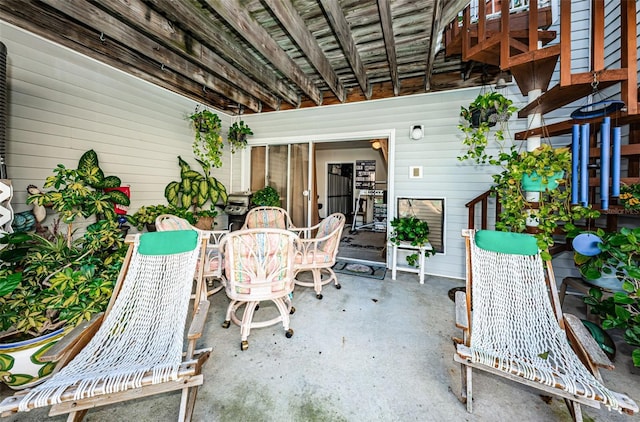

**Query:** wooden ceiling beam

left=202, top=0, right=323, bottom=106
left=376, top=0, right=399, bottom=96
left=0, top=1, right=232, bottom=111
left=425, top=0, right=442, bottom=91
left=90, top=0, right=280, bottom=111
left=38, top=0, right=262, bottom=113
left=319, top=0, right=372, bottom=100
left=146, top=0, right=300, bottom=108
left=262, top=0, right=345, bottom=103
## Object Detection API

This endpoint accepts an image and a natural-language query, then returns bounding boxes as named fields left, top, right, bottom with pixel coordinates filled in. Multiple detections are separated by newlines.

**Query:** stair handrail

left=465, top=189, right=501, bottom=230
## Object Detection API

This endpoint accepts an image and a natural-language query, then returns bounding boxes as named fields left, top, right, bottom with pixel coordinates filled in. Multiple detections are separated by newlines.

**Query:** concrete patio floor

left=2, top=270, right=639, bottom=421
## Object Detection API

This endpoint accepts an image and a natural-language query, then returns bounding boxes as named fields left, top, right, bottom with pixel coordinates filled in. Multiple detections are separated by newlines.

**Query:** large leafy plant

left=164, top=156, right=227, bottom=229
left=27, top=150, right=130, bottom=247
left=0, top=151, right=129, bottom=341
left=574, top=227, right=640, bottom=366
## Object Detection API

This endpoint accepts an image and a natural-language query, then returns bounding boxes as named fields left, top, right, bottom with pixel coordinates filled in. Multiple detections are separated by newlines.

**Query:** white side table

left=388, top=241, right=432, bottom=284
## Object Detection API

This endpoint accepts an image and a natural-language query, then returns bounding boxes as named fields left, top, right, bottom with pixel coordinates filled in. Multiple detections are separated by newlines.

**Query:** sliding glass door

left=250, top=143, right=316, bottom=228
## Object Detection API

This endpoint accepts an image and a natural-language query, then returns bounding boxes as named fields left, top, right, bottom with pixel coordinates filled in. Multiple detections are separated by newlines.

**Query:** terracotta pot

left=194, top=216, right=214, bottom=230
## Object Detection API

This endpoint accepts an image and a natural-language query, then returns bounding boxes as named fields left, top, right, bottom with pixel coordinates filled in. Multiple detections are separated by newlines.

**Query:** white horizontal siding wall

left=0, top=22, right=233, bottom=232
left=243, top=85, right=530, bottom=280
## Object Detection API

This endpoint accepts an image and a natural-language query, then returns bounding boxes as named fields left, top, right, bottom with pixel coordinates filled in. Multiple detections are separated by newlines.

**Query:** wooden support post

left=499, top=0, right=510, bottom=70
left=621, top=1, right=638, bottom=115
left=559, top=1, right=571, bottom=86
left=591, top=0, right=605, bottom=71
left=528, top=0, right=538, bottom=52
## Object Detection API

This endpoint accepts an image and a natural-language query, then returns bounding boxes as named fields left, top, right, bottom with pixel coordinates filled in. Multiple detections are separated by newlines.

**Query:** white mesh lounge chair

left=156, top=213, right=228, bottom=297
left=454, top=229, right=638, bottom=421
left=0, top=230, right=211, bottom=421
left=294, top=213, right=346, bottom=299
left=220, top=228, right=299, bottom=351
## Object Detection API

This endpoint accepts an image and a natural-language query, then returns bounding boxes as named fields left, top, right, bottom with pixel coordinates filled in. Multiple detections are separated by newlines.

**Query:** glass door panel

left=249, top=143, right=314, bottom=228
left=267, top=145, right=288, bottom=208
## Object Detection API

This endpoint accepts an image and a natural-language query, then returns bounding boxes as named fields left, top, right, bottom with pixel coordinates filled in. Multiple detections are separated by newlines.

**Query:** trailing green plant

left=492, top=144, right=599, bottom=259
left=27, top=150, right=130, bottom=247
left=164, top=156, right=226, bottom=228
left=189, top=107, right=223, bottom=168
left=572, top=227, right=640, bottom=366
left=389, top=216, right=436, bottom=267
left=458, top=91, right=518, bottom=165
left=228, top=120, right=253, bottom=153
left=251, top=186, right=281, bottom=207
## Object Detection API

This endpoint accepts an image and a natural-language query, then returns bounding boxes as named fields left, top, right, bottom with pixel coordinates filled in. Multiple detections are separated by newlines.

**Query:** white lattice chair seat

left=294, top=213, right=346, bottom=300
left=220, top=228, right=299, bottom=351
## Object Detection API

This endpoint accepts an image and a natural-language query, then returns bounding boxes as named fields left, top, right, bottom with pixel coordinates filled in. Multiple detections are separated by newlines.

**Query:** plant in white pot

left=0, top=151, right=127, bottom=389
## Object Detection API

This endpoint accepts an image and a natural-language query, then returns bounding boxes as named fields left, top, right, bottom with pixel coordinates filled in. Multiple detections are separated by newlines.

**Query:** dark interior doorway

left=326, top=163, right=353, bottom=221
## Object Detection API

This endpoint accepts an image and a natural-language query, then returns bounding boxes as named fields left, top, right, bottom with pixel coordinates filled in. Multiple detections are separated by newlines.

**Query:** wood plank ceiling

left=0, top=0, right=485, bottom=115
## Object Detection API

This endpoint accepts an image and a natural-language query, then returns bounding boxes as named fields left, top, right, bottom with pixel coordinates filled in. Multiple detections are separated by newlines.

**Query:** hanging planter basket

left=522, top=170, right=565, bottom=192
left=470, top=107, right=497, bottom=128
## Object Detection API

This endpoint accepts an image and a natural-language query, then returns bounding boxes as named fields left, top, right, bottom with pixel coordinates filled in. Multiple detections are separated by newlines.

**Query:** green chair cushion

left=138, top=230, right=198, bottom=255
left=475, top=230, right=538, bottom=256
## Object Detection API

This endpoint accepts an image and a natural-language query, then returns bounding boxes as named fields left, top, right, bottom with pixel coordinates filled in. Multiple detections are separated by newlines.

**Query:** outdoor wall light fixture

left=410, top=125, right=424, bottom=140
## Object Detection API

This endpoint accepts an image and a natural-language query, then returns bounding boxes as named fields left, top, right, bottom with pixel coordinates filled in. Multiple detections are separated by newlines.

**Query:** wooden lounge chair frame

left=0, top=232, right=211, bottom=422
left=454, top=229, right=638, bottom=421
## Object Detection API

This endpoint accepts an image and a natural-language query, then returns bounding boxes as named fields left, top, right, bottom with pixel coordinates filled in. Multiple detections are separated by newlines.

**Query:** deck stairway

left=444, top=0, right=640, bottom=237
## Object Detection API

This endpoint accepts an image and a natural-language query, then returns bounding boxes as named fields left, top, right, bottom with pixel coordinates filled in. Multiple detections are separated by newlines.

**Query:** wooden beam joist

left=319, top=0, right=372, bottom=100
left=146, top=0, right=300, bottom=108
left=262, top=0, right=344, bottom=102
left=0, top=1, right=232, bottom=111
left=91, top=0, right=280, bottom=111
left=425, top=0, right=442, bottom=91
left=41, top=0, right=262, bottom=113
left=203, top=0, right=323, bottom=106
left=376, top=0, right=399, bottom=96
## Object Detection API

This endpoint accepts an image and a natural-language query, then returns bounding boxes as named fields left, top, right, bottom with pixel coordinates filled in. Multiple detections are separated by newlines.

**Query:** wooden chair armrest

left=564, top=313, right=614, bottom=371
left=41, top=313, right=105, bottom=363
left=455, top=291, right=469, bottom=330
left=188, top=300, right=210, bottom=340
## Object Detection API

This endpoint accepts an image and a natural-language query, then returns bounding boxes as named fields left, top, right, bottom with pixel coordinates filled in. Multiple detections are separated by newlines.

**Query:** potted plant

left=458, top=91, right=518, bottom=165
left=389, top=216, right=435, bottom=267
left=189, top=107, right=224, bottom=168
left=0, top=153, right=128, bottom=389
left=251, top=186, right=281, bottom=207
left=492, top=144, right=599, bottom=258
left=573, top=227, right=640, bottom=366
left=228, top=120, right=253, bottom=153
left=164, top=156, right=227, bottom=230
left=131, top=204, right=172, bottom=231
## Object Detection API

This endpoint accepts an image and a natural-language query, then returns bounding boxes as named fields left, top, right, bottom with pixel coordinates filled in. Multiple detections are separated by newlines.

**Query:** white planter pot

left=0, top=327, right=66, bottom=390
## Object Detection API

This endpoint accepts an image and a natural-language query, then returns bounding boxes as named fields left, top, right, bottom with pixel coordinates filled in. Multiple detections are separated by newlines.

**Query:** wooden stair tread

left=515, top=111, right=640, bottom=139
left=517, top=80, right=618, bottom=118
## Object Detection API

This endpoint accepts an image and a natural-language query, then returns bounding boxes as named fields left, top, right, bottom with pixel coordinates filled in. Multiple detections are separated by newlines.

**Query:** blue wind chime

left=569, top=82, right=625, bottom=256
